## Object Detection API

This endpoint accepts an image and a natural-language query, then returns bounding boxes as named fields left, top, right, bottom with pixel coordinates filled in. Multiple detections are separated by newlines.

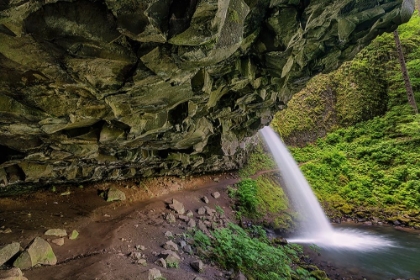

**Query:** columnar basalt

left=0, top=0, right=414, bottom=192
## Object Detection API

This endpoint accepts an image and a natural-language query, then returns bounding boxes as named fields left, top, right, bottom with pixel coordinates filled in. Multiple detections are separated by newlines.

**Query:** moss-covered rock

left=0, top=0, right=414, bottom=193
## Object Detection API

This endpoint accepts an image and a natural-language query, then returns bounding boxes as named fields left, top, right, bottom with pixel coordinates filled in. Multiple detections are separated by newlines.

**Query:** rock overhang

left=0, top=0, right=415, bottom=193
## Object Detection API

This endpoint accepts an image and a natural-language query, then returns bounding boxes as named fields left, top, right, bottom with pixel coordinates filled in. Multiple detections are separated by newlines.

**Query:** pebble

left=51, top=238, right=65, bottom=246
left=211, top=192, right=220, bottom=199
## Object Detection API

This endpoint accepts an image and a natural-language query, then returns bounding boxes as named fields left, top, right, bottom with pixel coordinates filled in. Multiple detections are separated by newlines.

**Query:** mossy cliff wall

left=0, top=0, right=414, bottom=192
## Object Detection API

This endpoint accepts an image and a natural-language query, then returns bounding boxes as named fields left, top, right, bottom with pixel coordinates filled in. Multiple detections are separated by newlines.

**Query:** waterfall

left=260, top=126, right=332, bottom=238
left=260, top=126, right=394, bottom=250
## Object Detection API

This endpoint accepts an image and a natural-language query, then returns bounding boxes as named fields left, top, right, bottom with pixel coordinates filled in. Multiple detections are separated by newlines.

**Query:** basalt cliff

left=0, top=0, right=414, bottom=193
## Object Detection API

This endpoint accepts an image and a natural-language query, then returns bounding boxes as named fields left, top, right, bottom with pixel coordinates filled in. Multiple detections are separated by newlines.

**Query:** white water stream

left=260, top=126, right=394, bottom=250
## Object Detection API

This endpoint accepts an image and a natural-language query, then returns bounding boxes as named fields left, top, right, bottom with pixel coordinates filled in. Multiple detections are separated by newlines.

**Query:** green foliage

left=193, top=230, right=211, bottom=250
left=215, top=205, right=225, bottom=215
left=236, top=179, right=259, bottom=217
left=194, top=224, right=316, bottom=280
left=289, top=105, right=420, bottom=211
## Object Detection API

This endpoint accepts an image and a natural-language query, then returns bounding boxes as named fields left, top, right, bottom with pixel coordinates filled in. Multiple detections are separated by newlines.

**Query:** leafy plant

left=193, top=224, right=315, bottom=280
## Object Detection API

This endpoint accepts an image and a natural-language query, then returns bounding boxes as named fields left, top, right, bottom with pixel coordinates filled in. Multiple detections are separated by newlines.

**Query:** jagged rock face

left=0, top=0, right=414, bottom=192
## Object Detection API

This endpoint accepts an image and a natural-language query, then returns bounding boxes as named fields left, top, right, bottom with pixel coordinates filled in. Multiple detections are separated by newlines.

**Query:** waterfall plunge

left=260, top=126, right=394, bottom=250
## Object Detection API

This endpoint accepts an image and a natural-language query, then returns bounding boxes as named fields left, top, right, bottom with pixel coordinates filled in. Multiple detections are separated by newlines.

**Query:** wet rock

left=0, top=268, right=28, bottom=280
left=69, top=230, right=79, bottom=240
left=272, top=237, right=288, bottom=246
left=0, top=242, right=20, bottom=266
left=310, top=269, right=329, bottom=280
left=169, top=199, right=185, bottom=214
left=51, top=238, right=65, bottom=246
left=44, top=229, right=67, bottom=237
left=106, top=188, right=126, bottom=202
left=190, top=260, right=204, bottom=272
left=13, top=237, right=57, bottom=270
left=201, top=196, right=209, bottom=204
left=163, top=240, right=178, bottom=251
left=148, top=268, right=162, bottom=280
left=211, top=192, right=220, bottom=199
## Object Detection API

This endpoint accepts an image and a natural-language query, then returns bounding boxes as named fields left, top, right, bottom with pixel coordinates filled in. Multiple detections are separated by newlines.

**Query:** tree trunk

left=393, top=30, right=419, bottom=114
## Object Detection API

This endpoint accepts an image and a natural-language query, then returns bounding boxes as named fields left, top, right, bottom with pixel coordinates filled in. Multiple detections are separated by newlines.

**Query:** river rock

left=106, top=188, right=126, bottom=202
left=0, top=242, right=20, bottom=266
left=44, top=229, right=67, bottom=237
left=0, top=268, right=28, bottom=280
left=0, top=0, right=411, bottom=194
left=13, top=237, right=57, bottom=270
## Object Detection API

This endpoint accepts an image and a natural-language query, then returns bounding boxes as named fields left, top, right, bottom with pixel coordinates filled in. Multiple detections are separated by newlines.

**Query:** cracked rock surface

left=0, top=0, right=414, bottom=192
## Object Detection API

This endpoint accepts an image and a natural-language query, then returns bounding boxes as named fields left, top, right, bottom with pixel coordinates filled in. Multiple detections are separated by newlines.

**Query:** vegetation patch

left=193, top=224, right=318, bottom=280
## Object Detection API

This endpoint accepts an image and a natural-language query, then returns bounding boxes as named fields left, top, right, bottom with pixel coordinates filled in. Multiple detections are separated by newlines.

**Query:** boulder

left=106, top=188, right=126, bottom=202
left=13, top=237, right=57, bottom=270
left=0, top=242, right=20, bottom=266
left=44, top=229, right=67, bottom=237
